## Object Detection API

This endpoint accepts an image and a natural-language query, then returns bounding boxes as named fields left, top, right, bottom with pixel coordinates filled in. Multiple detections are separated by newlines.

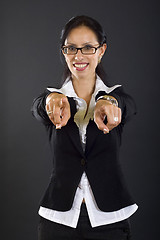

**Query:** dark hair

left=60, top=15, right=109, bottom=85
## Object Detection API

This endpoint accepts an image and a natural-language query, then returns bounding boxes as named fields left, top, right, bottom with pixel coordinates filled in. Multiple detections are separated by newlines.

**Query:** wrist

left=96, top=95, right=118, bottom=107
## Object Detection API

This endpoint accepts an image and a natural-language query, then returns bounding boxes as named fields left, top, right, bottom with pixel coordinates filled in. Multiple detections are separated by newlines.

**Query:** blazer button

left=81, top=158, right=85, bottom=165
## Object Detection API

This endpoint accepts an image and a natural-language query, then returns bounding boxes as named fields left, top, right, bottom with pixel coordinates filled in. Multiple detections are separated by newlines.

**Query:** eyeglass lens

left=63, top=46, right=97, bottom=55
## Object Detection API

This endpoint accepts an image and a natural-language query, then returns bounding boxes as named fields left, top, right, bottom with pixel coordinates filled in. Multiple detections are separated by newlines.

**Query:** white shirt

left=38, top=75, right=138, bottom=228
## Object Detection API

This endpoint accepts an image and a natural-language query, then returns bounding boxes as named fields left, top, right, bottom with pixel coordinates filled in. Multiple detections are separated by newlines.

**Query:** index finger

left=58, top=97, right=71, bottom=127
left=94, top=110, right=109, bottom=133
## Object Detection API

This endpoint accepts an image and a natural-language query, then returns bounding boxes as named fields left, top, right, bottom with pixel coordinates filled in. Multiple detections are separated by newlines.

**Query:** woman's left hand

left=94, top=99, right=121, bottom=134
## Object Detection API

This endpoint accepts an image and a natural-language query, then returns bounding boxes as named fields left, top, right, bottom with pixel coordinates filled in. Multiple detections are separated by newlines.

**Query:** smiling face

left=62, top=26, right=107, bottom=81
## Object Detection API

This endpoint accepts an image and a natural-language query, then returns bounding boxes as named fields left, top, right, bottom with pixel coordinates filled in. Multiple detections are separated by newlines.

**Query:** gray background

left=1, top=0, right=159, bottom=239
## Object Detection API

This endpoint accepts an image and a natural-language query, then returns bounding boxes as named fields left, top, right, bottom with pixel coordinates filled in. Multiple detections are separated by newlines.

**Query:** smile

left=73, top=63, right=89, bottom=71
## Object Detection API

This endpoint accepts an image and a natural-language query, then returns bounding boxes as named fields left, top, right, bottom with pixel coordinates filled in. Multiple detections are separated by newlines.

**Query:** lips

left=73, top=63, right=89, bottom=71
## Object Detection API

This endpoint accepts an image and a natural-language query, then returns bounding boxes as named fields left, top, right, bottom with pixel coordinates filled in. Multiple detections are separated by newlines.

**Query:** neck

left=72, top=74, right=96, bottom=105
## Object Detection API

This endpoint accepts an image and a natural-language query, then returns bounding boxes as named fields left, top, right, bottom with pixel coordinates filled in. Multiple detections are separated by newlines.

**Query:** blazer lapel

left=63, top=97, right=84, bottom=157
left=65, top=97, right=98, bottom=158
left=65, top=120, right=84, bottom=157
left=85, top=119, right=99, bottom=156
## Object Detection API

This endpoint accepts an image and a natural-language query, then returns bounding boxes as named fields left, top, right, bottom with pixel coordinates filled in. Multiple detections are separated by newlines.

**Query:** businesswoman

left=32, top=15, right=138, bottom=240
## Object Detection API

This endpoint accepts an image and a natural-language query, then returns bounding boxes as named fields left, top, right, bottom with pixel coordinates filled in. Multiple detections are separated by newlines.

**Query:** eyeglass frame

left=61, top=44, right=102, bottom=55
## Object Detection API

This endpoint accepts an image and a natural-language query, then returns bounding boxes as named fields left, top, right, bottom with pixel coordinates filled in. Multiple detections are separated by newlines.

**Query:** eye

left=83, top=45, right=93, bottom=50
left=63, top=48, right=68, bottom=54
left=63, top=46, right=76, bottom=54
left=68, top=46, right=76, bottom=52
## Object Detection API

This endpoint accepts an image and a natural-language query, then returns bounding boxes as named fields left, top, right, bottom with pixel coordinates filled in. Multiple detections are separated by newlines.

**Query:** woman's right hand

left=45, top=93, right=71, bottom=129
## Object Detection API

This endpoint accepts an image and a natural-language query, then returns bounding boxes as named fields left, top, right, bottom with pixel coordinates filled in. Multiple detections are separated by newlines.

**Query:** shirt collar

left=47, top=75, right=121, bottom=98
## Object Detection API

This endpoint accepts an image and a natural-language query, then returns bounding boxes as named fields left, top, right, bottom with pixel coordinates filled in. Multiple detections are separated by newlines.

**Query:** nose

left=75, top=49, right=84, bottom=60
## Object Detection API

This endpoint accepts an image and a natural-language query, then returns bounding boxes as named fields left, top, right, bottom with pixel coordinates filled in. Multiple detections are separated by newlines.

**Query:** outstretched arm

left=94, top=86, right=137, bottom=133
left=94, top=96, right=121, bottom=134
left=45, top=93, right=71, bottom=129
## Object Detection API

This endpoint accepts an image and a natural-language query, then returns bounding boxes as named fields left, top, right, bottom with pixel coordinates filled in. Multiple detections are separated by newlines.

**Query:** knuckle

left=53, top=112, right=60, bottom=117
left=53, top=98, right=60, bottom=104
left=108, top=120, right=117, bottom=127
left=111, top=122, right=117, bottom=127
left=101, top=104, right=108, bottom=111
left=61, top=119, right=68, bottom=126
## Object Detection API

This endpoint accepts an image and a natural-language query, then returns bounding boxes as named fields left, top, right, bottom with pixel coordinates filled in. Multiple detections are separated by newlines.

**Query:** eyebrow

left=65, top=42, right=98, bottom=46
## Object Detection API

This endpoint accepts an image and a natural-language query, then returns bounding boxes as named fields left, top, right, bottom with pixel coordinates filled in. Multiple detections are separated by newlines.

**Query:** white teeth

left=74, top=64, right=88, bottom=68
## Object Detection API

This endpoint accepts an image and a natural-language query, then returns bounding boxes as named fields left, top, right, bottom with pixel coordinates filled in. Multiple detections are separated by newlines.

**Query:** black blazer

left=31, top=86, right=137, bottom=212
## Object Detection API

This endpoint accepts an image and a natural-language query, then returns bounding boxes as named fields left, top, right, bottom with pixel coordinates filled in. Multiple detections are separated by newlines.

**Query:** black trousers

left=38, top=203, right=132, bottom=240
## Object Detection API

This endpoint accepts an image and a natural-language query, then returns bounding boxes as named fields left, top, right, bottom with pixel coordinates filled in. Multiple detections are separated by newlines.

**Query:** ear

left=99, top=43, right=107, bottom=57
left=62, top=50, right=67, bottom=62
left=61, top=49, right=66, bottom=57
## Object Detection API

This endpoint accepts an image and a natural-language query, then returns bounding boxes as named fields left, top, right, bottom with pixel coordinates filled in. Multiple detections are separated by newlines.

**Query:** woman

left=32, top=15, right=138, bottom=240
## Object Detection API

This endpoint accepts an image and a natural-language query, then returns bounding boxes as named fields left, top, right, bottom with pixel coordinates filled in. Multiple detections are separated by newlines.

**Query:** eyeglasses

left=62, top=45, right=102, bottom=55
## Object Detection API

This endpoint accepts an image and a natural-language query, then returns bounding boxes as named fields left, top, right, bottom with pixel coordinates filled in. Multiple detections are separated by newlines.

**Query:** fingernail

left=56, top=124, right=61, bottom=129
left=103, top=128, right=109, bottom=134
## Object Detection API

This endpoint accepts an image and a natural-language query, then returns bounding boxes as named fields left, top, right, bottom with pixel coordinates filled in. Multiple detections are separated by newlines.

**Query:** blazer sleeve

left=31, top=89, right=77, bottom=127
left=31, top=89, right=52, bottom=127
left=95, top=86, right=137, bottom=125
